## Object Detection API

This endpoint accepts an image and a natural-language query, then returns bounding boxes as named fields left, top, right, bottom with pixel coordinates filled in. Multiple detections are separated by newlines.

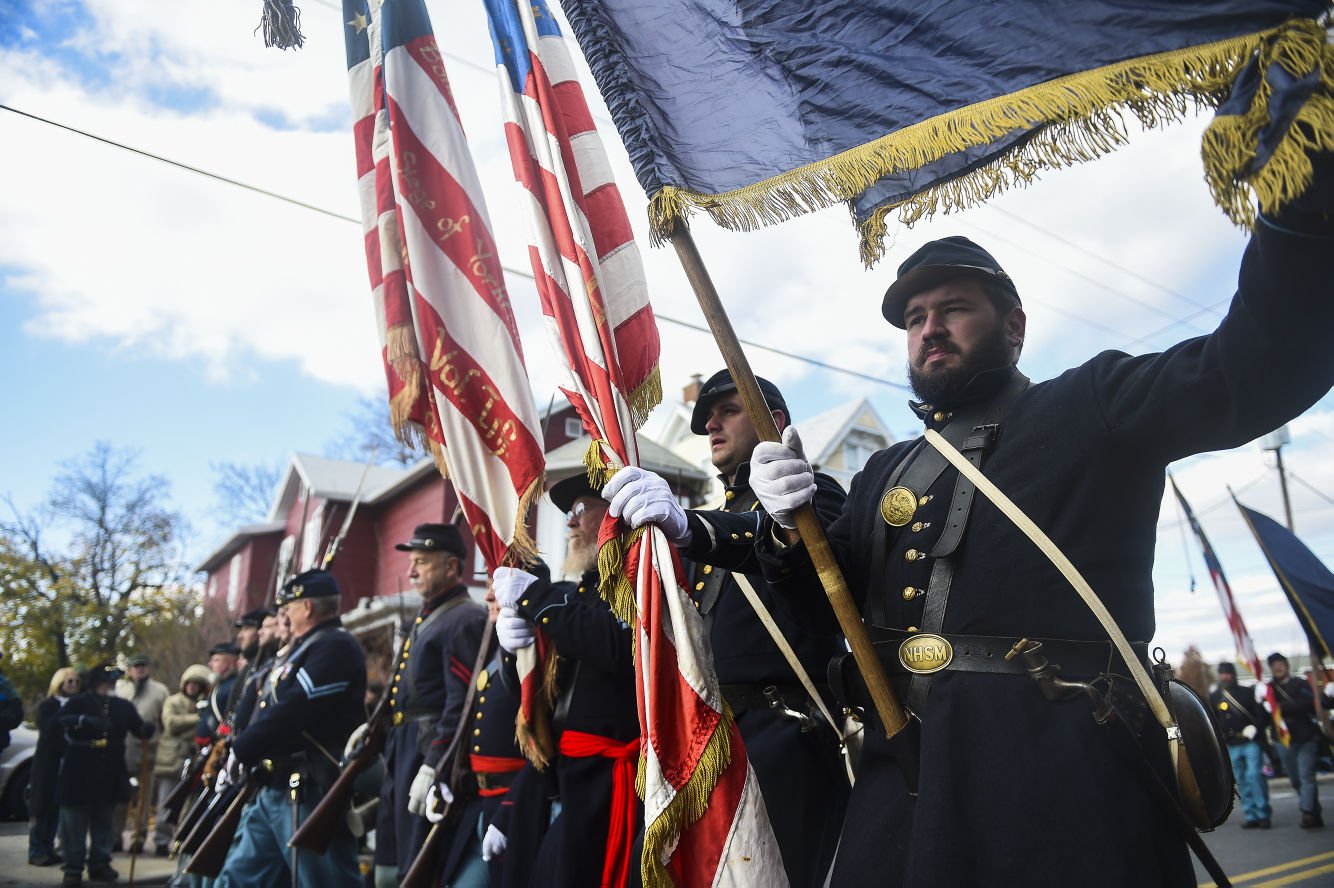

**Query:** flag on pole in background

left=482, top=0, right=786, bottom=883
left=342, top=0, right=545, bottom=570
left=1170, top=477, right=1263, bottom=681
left=1233, top=495, right=1334, bottom=661
left=557, top=0, right=1333, bottom=264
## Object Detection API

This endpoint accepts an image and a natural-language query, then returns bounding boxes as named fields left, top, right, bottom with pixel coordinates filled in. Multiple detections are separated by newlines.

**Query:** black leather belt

left=475, top=770, right=518, bottom=792
left=867, top=627, right=1149, bottom=678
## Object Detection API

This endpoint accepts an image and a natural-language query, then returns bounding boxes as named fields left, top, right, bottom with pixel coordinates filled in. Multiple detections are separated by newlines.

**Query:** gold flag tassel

left=1202, top=20, right=1334, bottom=228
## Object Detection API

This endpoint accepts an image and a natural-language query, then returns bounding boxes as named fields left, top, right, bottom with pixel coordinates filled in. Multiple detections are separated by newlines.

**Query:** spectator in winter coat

left=152, top=663, right=210, bottom=856
left=28, top=667, right=80, bottom=867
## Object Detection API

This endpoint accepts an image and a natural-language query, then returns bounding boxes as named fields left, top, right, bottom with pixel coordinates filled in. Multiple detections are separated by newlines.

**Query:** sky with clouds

left=2, top=0, right=1331, bottom=667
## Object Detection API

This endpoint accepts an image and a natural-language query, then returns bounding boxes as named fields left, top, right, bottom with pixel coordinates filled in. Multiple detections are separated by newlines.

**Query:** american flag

left=482, top=0, right=787, bottom=884
left=343, top=0, right=545, bottom=569
left=1170, top=477, right=1263, bottom=681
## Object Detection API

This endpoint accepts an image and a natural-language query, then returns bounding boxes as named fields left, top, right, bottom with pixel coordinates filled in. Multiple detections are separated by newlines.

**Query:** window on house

left=565, top=417, right=584, bottom=439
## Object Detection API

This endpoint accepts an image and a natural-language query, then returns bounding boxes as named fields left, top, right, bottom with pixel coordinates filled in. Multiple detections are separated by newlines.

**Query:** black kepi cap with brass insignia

left=395, top=523, right=467, bottom=558
left=276, top=568, right=341, bottom=607
left=689, top=369, right=791, bottom=435
left=882, top=235, right=1020, bottom=329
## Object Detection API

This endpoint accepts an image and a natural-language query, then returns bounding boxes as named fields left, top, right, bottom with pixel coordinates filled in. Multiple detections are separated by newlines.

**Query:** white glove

left=603, top=466, right=691, bottom=546
left=407, top=764, right=436, bottom=817
left=481, top=824, right=508, bottom=862
left=492, top=566, right=539, bottom=610
left=1241, top=724, right=1258, bottom=741
left=749, top=426, right=815, bottom=530
left=423, top=779, right=455, bottom=823
left=497, top=607, right=536, bottom=653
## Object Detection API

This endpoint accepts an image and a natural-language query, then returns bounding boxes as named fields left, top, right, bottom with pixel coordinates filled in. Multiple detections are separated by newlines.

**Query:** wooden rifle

left=184, top=767, right=263, bottom=877
left=400, top=618, right=495, bottom=888
left=288, top=692, right=391, bottom=853
left=161, top=743, right=211, bottom=825
left=177, top=777, right=241, bottom=858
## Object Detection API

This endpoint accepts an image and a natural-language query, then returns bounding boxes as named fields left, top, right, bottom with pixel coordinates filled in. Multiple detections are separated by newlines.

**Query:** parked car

left=1, top=724, right=36, bottom=820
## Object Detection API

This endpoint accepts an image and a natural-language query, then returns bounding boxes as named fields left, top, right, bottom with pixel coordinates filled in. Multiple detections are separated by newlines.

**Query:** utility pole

left=1260, top=426, right=1295, bottom=532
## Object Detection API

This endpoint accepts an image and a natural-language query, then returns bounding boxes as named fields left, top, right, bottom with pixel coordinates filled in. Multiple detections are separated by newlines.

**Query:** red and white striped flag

left=483, top=0, right=787, bottom=884
left=343, top=0, right=545, bottom=570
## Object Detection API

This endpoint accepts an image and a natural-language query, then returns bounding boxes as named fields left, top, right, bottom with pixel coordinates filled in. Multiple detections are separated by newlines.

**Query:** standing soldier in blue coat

left=375, top=524, right=488, bottom=887
left=493, top=475, right=642, bottom=888
left=215, top=569, right=367, bottom=888
left=604, top=370, right=851, bottom=886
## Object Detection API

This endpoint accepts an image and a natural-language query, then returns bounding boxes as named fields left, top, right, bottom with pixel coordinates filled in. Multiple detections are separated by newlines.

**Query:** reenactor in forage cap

left=610, top=150, right=1334, bottom=888
left=1210, top=662, right=1271, bottom=829
left=373, top=524, right=488, bottom=887
left=603, top=369, right=851, bottom=886
left=214, top=569, right=367, bottom=887
left=491, top=474, right=641, bottom=888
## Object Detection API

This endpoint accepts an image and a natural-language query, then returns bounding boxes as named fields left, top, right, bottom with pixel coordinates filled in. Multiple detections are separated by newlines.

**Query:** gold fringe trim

left=597, top=524, right=642, bottom=629
left=514, top=642, right=560, bottom=770
left=385, top=324, right=424, bottom=441
left=626, top=365, right=663, bottom=430
left=639, top=704, right=737, bottom=888
left=643, top=24, right=1311, bottom=266
left=1202, top=21, right=1334, bottom=227
left=506, top=474, right=544, bottom=568
left=584, top=438, right=613, bottom=491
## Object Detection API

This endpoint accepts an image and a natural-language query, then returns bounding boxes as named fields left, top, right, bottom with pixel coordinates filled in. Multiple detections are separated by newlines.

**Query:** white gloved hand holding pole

left=481, top=824, right=508, bottom=861
left=497, top=607, right=536, bottom=653
left=1241, top=724, right=1258, bottom=741
left=749, top=426, right=816, bottom=530
left=407, top=764, right=436, bottom=817
left=492, top=566, right=539, bottom=610
left=603, top=466, right=691, bottom=546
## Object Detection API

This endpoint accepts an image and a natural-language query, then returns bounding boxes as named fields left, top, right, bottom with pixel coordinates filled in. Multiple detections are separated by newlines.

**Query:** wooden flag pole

left=668, top=220, right=908, bottom=739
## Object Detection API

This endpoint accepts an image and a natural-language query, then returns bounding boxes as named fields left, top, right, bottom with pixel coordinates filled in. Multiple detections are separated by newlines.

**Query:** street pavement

left=1, top=774, right=1329, bottom=886
left=0, top=823, right=174, bottom=888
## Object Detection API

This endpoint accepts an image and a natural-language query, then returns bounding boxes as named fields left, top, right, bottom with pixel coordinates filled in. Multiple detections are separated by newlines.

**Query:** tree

left=0, top=443, right=203, bottom=709
left=211, top=460, right=283, bottom=525
left=327, top=394, right=422, bottom=467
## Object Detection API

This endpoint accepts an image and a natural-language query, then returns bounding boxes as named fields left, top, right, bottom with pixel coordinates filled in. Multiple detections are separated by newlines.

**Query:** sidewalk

left=0, top=824, right=176, bottom=888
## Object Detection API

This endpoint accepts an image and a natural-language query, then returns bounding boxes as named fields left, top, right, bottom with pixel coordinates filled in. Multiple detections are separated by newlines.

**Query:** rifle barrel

left=185, top=780, right=258, bottom=877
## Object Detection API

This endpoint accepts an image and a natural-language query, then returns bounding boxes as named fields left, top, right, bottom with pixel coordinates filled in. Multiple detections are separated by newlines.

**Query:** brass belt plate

left=880, top=486, right=917, bottom=526
left=392, top=711, right=404, bottom=726
left=898, top=633, right=954, bottom=674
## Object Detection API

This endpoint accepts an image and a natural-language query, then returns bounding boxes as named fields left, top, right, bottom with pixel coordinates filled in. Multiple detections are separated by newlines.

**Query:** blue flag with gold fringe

left=1234, top=496, right=1334, bottom=661
left=560, top=0, right=1333, bottom=264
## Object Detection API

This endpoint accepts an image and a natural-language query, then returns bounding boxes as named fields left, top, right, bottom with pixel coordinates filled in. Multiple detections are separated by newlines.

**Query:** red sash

left=558, top=730, right=641, bottom=888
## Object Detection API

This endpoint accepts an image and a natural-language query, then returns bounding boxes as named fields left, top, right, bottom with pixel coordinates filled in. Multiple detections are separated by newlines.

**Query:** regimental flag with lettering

left=1171, top=478, right=1263, bottom=681
left=342, top=0, right=544, bottom=569
left=1234, top=495, right=1334, bottom=661
left=557, top=0, right=1334, bottom=264
left=482, top=1, right=785, bottom=884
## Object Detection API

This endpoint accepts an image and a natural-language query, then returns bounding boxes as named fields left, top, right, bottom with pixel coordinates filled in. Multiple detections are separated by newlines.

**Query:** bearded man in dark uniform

left=375, top=524, right=488, bottom=886
left=615, top=155, right=1334, bottom=886
left=492, top=475, right=642, bottom=888
left=1210, top=662, right=1271, bottom=829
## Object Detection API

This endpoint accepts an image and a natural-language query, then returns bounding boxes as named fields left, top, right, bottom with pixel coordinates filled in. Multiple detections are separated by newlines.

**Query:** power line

left=1286, top=470, right=1334, bottom=508
left=0, top=101, right=908, bottom=392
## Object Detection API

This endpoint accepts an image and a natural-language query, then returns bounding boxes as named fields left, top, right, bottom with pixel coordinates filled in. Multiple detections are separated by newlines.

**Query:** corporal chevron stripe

left=481, top=1, right=784, bottom=883
left=295, top=669, right=351, bottom=701
left=342, top=0, right=545, bottom=570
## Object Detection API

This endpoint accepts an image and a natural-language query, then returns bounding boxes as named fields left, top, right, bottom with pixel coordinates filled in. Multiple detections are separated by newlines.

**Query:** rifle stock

left=179, top=781, right=240, bottom=857
left=161, top=745, right=210, bottom=821
left=289, top=696, right=390, bottom=853
left=185, top=777, right=259, bottom=877
left=399, top=816, right=452, bottom=888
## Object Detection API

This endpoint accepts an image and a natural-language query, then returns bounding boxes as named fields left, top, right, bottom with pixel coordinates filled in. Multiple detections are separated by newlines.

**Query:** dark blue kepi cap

left=276, top=569, right=341, bottom=606
left=394, top=523, right=467, bottom=558
left=689, top=369, right=790, bottom=435
left=882, top=236, right=1020, bottom=329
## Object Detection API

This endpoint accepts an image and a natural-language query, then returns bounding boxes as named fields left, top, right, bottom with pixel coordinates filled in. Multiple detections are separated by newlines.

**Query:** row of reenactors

left=189, top=367, right=852, bottom=888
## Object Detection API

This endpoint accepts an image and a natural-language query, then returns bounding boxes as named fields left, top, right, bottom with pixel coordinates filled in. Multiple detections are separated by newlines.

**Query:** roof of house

left=267, top=453, right=414, bottom=522
left=799, top=398, right=892, bottom=467
left=195, top=521, right=287, bottom=573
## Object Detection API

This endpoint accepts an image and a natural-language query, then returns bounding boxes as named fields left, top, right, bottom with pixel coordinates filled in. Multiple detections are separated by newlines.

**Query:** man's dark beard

left=908, top=322, right=1013, bottom=404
